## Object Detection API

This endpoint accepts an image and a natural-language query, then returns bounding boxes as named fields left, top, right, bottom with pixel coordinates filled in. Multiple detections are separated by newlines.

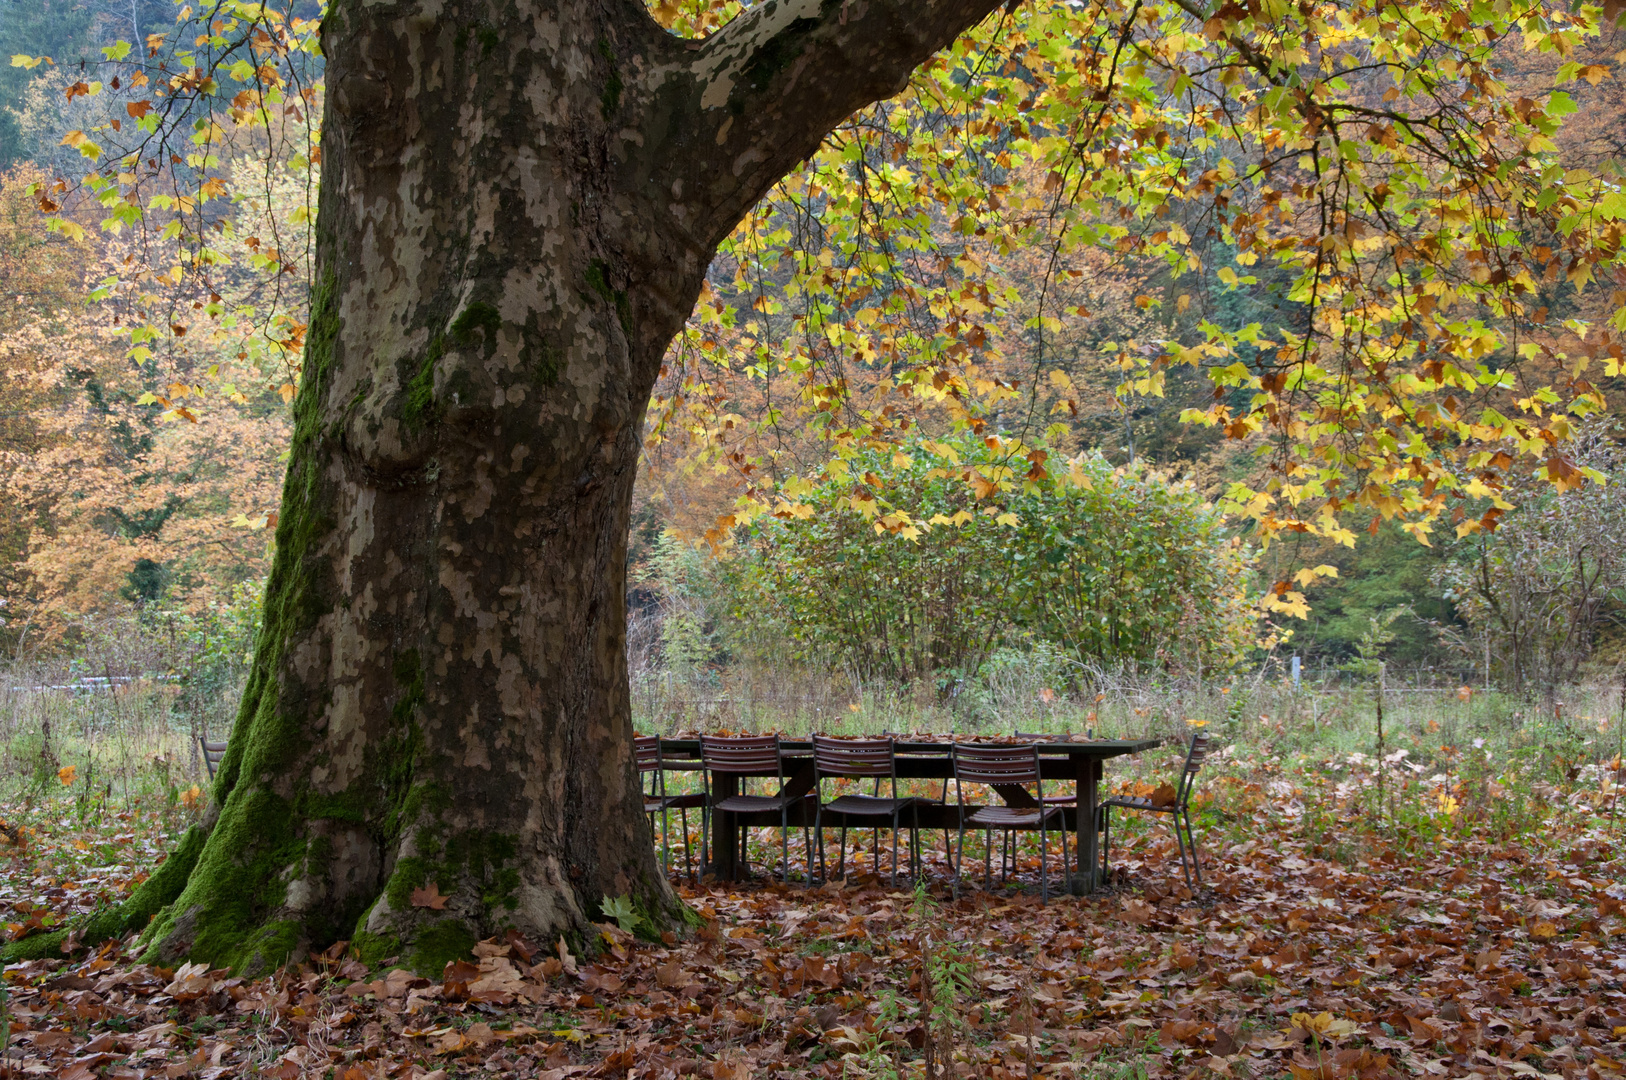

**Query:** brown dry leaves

left=3, top=825, right=1625, bottom=1080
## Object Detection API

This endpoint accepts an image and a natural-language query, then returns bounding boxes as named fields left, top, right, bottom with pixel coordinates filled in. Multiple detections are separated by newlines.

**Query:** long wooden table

left=656, top=737, right=1158, bottom=892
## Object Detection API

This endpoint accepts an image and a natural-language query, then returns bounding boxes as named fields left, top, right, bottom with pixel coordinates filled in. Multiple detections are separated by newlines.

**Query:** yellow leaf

left=1290, top=1012, right=1359, bottom=1040
left=1263, top=590, right=1311, bottom=619
left=58, top=764, right=78, bottom=785
left=48, top=217, right=86, bottom=242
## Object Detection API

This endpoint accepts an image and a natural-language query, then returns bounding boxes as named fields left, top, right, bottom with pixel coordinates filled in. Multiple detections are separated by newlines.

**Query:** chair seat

left=714, top=793, right=799, bottom=813
left=823, top=794, right=917, bottom=817
left=1102, top=795, right=1176, bottom=812
left=968, top=805, right=1065, bottom=828
left=646, top=793, right=707, bottom=813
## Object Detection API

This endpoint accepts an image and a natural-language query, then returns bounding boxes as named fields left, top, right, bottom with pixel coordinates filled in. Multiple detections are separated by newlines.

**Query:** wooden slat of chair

left=1100, top=731, right=1210, bottom=890
left=700, top=735, right=800, bottom=884
left=636, top=735, right=703, bottom=880
left=952, top=742, right=1069, bottom=903
left=1014, top=731, right=1078, bottom=805
left=885, top=729, right=954, bottom=864
left=199, top=738, right=228, bottom=780
left=811, top=735, right=920, bottom=885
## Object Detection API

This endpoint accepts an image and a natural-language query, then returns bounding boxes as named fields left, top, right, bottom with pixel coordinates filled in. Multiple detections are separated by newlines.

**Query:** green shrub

left=718, top=433, right=1259, bottom=684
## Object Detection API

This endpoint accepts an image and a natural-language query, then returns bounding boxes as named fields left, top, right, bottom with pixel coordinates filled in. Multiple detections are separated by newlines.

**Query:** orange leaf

left=411, top=882, right=449, bottom=910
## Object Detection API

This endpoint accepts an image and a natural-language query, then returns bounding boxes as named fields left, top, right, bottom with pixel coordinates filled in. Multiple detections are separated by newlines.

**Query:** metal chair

left=635, top=735, right=707, bottom=880
left=1014, top=731, right=1078, bottom=806
left=812, top=736, right=920, bottom=885
left=199, top=737, right=227, bottom=780
left=700, top=734, right=806, bottom=885
left=1100, top=731, right=1210, bottom=890
left=886, top=730, right=956, bottom=864
left=952, top=742, right=1070, bottom=903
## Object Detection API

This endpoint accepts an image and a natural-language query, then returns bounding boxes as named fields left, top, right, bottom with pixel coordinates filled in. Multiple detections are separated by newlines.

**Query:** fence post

left=1615, top=666, right=1625, bottom=821
left=1376, top=663, right=1386, bottom=830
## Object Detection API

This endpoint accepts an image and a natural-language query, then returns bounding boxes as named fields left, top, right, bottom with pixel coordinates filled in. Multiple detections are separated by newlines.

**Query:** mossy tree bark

left=127, top=0, right=1006, bottom=974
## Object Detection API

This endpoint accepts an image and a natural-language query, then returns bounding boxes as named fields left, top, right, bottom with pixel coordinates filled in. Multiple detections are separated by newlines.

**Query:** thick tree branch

left=634, top=0, right=1006, bottom=250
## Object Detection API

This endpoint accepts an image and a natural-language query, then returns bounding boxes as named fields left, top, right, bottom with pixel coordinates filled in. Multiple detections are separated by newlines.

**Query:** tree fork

left=3, top=0, right=1008, bottom=973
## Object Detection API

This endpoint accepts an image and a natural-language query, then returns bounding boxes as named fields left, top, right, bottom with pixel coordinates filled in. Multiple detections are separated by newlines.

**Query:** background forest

left=0, top=0, right=1624, bottom=753
left=0, top=4, right=1624, bottom=1079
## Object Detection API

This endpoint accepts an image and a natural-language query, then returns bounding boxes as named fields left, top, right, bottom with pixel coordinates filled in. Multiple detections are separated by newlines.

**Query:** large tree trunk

left=113, top=0, right=1005, bottom=974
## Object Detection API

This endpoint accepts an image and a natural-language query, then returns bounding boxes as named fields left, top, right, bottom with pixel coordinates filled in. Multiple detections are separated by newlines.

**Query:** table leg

left=1074, top=757, right=1101, bottom=893
left=708, top=773, right=739, bottom=881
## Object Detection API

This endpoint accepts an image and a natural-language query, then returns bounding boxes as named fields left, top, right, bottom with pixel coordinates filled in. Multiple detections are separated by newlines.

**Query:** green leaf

left=599, top=895, right=643, bottom=935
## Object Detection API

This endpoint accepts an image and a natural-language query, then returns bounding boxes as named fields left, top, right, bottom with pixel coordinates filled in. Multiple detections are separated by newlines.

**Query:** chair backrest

left=700, top=734, right=781, bottom=774
left=953, top=742, right=1041, bottom=786
left=813, top=735, right=895, bottom=779
left=1177, top=731, right=1211, bottom=804
left=634, top=735, right=661, bottom=772
left=199, top=738, right=227, bottom=780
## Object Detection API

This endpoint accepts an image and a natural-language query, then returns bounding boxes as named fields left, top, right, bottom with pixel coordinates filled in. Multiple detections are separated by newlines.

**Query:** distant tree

left=8, top=0, right=1624, bottom=976
left=1438, top=423, right=1626, bottom=697
left=0, top=0, right=94, bottom=167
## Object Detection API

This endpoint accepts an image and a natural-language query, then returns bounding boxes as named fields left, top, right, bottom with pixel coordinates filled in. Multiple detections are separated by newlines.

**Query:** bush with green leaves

left=1435, top=422, right=1626, bottom=696
left=718, top=434, right=1259, bottom=684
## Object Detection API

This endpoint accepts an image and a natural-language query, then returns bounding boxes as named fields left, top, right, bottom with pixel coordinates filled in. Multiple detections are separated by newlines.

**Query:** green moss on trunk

left=130, top=268, right=345, bottom=975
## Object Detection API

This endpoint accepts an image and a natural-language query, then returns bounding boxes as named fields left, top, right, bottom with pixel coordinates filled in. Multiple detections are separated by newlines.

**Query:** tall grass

left=0, top=599, right=256, bottom=803
left=3, top=607, right=1619, bottom=877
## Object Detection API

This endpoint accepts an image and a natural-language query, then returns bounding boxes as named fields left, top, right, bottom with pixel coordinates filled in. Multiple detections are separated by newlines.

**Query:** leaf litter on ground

left=3, top=771, right=1626, bottom=1080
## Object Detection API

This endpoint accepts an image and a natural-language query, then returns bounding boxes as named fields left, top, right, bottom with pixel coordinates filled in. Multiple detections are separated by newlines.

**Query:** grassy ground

left=1, top=670, right=1623, bottom=1079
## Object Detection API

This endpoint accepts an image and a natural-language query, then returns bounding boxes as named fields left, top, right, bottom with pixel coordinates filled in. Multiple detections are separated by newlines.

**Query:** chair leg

left=1170, top=811, right=1190, bottom=891
left=838, top=825, right=848, bottom=880
left=953, top=821, right=965, bottom=900
left=660, top=807, right=671, bottom=878
left=1185, top=808, right=1202, bottom=888
left=911, top=803, right=922, bottom=879
left=1060, top=813, right=1070, bottom=898
left=983, top=828, right=992, bottom=888
left=890, top=813, right=901, bottom=887
left=814, top=806, right=826, bottom=885
left=1040, top=821, right=1049, bottom=905
left=781, top=810, right=790, bottom=886
left=1100, top=804, right=1110, bottom=886
left=680, top=807, right=694, bottom=881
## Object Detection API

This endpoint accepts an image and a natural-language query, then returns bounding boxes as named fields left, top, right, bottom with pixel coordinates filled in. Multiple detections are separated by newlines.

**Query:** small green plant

left=911, top=882, right=972, bottom=1080
left=598, top=894, right=644, bottom=936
